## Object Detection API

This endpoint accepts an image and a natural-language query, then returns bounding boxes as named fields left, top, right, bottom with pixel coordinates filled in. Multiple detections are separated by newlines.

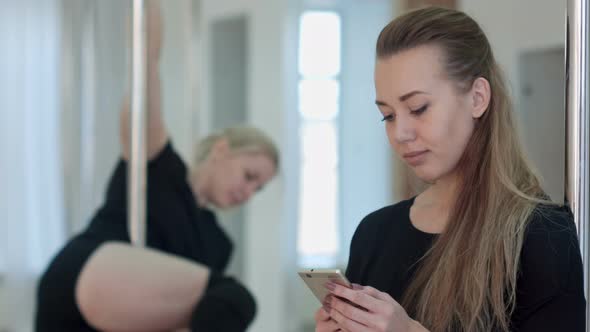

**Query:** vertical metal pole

left=129, top=0, right=147, bottom=247
left=566, top=0, right=589, bottom=329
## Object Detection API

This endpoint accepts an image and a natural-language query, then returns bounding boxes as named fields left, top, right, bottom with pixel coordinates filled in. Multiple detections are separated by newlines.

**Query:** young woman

left=315, top=7, right=585, bottom=332
left=35, top=3, right=279, bottom=331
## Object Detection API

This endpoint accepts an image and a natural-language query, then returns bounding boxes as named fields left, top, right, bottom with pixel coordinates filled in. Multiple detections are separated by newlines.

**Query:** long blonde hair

left=376, top=7, right=551, bottom=331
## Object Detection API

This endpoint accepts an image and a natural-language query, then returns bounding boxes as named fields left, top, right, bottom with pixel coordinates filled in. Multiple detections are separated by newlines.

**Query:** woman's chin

left=216, top=201, right=232, bottom=209
left=215, top=196, right=241, bottom=210
left=206, top=196, right=229, bottom=209
left=412, top=168, right=440, bottom=184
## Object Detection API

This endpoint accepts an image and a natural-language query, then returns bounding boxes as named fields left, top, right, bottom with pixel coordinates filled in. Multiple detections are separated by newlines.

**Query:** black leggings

left=191, top=273, right=257, bottom=331
left=35, top=235, right=102, bottom=332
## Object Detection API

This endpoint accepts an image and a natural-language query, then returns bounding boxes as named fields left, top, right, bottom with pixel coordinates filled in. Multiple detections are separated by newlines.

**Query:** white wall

left=197, top=0, right=248, bottom=138
left=160, top=0, right=199, bottom=164
left=458, top=0, right=565, bottom=103
left=0, top=0, right=65, bottom=330
left=82, top=1, right=127, bottom=231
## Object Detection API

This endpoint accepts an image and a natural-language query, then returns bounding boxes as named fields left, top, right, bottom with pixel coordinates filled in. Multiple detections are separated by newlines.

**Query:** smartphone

left=298, top=268, right=352, bottom=304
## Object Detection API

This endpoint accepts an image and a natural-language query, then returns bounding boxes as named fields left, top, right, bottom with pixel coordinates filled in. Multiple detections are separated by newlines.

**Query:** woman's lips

left=403, top=150, right=429, bottom=166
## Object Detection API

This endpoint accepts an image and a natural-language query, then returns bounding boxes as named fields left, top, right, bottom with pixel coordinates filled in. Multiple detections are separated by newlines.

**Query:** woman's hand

left=146, top=0, right=163, bottom=64
left=324, top=283, right=428, bottom=332
left=314, top=306, right=342, bottom=332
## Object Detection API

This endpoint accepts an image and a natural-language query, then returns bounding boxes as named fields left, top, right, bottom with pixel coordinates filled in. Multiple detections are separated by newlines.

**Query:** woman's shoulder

left=519, top=203, right=581, bottom=291
left=527, top=203, right=576, bottom=233
left=523, top=203, right=578, bottom=253
left=147, top=140, right=187, bottom=174
left=354, top=197, right=415, bottom=236
left=511, top=203, right=585, bottom=330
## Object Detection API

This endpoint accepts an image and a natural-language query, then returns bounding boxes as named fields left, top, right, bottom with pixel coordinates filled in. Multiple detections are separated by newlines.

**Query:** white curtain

left=0, top=0, right=66, bottom=331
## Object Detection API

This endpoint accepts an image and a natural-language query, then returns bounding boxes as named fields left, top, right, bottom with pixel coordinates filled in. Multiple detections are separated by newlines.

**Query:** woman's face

left=206, top=143, right=276, bottom=209
left=374, top=44, right=488, bottom=183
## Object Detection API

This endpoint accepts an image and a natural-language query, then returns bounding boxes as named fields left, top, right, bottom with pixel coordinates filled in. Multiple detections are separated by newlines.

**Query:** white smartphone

left=298, top=268, right=352, bottom=304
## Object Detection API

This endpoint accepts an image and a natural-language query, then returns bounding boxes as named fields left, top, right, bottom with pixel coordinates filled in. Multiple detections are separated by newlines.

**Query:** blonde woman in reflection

left=35, top=3, right=278, bottom=332
left=315, top=7, right=585, bottom=332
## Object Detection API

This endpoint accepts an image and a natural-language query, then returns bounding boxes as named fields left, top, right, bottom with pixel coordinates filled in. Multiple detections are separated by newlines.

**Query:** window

left=297, top=11, right=341, bottom=267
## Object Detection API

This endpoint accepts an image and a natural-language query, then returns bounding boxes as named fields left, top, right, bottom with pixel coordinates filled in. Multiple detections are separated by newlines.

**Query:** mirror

left=0, top=0, right=583, bottom=331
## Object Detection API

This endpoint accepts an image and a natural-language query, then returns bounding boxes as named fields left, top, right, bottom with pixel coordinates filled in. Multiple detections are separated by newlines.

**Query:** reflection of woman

left=35, top=3, right=279, bottom=331
left=315, top=7, right=584, bottom=332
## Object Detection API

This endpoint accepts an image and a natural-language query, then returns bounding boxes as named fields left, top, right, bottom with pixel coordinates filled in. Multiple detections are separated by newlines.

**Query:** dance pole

left=129, top=0, right=147, bottom=247
left=566, top=0, right=589, bottom=328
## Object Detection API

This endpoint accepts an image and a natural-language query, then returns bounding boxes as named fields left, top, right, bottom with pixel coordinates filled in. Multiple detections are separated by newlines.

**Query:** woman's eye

left=381, top=114, right=394, bottom=122
left=410, top=104, right=428, bottom=115
left=244, top=172, right=256, bottom=182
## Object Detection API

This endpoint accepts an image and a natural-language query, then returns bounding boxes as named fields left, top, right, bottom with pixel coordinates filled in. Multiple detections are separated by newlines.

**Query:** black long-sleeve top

left=345, top=197, right=585, bottom=331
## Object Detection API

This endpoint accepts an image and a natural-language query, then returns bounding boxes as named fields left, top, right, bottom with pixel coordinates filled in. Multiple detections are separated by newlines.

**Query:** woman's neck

left=425, top=172, right=459, bottom=209
left=412, top=172, right=460, bottom=233
left=190, top=168, right=209, bottom=208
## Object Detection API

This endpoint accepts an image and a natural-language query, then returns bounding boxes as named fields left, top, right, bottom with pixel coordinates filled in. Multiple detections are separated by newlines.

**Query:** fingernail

left=325, top=282, right=336, bottom=291
left=323, top=304, right=332, bottom=313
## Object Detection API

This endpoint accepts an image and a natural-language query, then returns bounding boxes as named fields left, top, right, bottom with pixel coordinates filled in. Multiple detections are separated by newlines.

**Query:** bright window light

left=297, top=10, right=341, bottom=267
left=297, top=162, right=339, bottom=256
left=299, top=79, right=340, bottom=120
left=298, top=11, right=341, bottom=78
left=300, top=122, right=338, bottom=166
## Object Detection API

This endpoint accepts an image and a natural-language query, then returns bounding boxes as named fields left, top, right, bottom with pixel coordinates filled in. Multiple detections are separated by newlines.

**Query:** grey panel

left=518, top=47, right=565, bottom=203
left=209, top=15, right=248, bottom=278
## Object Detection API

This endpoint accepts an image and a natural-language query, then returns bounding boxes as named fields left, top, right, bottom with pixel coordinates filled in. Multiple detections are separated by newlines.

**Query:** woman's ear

left=209, top=138, right=230, bottom=162
left=470, top=77, right=491, bottom=119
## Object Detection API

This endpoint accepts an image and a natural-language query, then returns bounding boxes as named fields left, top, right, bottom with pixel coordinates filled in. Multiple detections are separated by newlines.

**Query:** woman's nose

left=393, top=117, right=416, bottom=143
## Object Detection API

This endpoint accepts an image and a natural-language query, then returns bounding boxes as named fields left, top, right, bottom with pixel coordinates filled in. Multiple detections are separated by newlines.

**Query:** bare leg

left=75, top=242, right=210, bottom=332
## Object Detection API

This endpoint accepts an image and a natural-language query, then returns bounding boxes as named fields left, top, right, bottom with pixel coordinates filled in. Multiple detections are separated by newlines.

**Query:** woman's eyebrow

left=399, top=90, right=429, bottom=102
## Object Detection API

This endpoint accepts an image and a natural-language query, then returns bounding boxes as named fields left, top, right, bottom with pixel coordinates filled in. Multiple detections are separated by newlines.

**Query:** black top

left=345, top=197, right=585, bottom=332
left=85, top=142, right=232, bottom=272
